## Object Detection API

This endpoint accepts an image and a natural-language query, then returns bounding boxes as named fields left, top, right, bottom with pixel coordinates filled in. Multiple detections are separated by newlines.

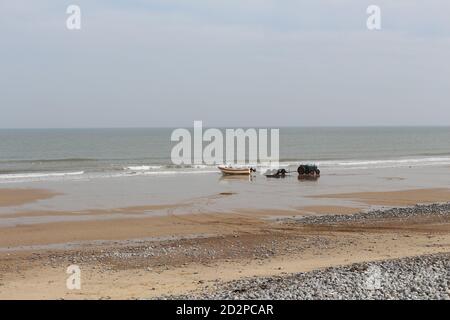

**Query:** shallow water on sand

left=0, top=164, right=449, bottom=227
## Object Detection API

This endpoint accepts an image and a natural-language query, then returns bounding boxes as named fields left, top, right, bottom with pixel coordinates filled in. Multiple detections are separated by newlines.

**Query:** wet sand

left=1, top=188, right=450, bottom=249
left=0, top=212, right=266, bottom=248
left=0, top=204, right=180, bottom=219
left=310, top=188, right=450, bottom=206
left=1, top=206, right=450, bottom=299
left=1, top=187, right=450, bottom=299
left=0, top=188, right=60, bottom=207
left=296, top=205, right=363, bottom=215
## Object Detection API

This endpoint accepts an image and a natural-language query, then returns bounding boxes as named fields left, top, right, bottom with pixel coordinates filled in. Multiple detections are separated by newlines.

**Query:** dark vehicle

left=297, top=164, right=320, bottom=176
left=265, top=168, right=288, bottom=178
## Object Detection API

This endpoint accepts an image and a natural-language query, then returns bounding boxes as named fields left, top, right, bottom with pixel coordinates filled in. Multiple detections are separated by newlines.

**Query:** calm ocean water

left=0, top=127, right=449, bottom=183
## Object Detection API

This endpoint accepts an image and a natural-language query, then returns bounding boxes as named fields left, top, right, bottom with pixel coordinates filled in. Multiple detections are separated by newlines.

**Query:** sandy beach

left=1, top=185, right=450, bottom=299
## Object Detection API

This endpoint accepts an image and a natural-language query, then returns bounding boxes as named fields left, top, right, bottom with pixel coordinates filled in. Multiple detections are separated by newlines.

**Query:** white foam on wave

left=2, top=155, right=450, bottom=183
left=0, top=171, right=85, bottom=183
left=266, top=156, right=450, bottom=171
left=125, top=165, right=162, bottom=171
left=125, top=164, right=213, bottom=172
left=304, top=156, right=450, bottom=170
left=140, top=168, right=218, bottom=176
left=189, top=165, right=206, bottom=169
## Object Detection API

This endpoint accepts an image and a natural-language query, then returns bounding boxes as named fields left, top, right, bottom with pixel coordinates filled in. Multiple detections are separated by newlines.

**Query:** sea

left=0, top=127, right=449, bottom=184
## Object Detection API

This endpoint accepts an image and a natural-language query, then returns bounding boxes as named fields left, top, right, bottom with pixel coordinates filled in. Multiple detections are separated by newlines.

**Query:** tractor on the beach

left=263, top=164, right=320, bottom=178
left=297, top=164, right=320, bottom=176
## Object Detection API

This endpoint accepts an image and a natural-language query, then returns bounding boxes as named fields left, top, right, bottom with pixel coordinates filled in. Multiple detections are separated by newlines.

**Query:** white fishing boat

left=218, top=166, right=255, bottom=175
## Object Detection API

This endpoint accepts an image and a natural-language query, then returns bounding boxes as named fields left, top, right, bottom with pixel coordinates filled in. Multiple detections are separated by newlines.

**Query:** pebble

left=166, top=253, right=450, bottom=300
left=278, top=202, right=450, bottom=225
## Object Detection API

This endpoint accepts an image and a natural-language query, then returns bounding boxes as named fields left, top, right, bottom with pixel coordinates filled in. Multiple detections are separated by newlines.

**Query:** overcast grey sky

left=1, top=1, right=449, bottom=128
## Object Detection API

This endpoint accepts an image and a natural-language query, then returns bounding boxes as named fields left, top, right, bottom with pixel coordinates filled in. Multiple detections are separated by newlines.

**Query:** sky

left=1, top=0, right=450, bottom=128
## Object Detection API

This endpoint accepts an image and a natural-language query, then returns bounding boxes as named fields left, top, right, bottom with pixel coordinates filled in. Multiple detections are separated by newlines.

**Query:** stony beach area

left=170, top=253, right=450, bottom=300
left=281, top=202, right=450, bottom=225
left=161, top=203, right=450, bottom=300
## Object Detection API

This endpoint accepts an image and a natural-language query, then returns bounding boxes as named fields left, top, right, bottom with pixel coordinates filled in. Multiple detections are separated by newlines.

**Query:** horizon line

left=0, top=125, right=450, bottom=130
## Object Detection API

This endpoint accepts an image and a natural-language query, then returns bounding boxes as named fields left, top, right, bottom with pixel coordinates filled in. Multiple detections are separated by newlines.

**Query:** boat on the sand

left=218, top=166, right=255, bottom=175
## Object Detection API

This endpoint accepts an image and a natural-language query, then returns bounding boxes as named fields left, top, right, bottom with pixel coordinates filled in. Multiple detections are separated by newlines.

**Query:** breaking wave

left=1, top=156, right=450, bottom=183
left=0, top=171, right=85, bottom=183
